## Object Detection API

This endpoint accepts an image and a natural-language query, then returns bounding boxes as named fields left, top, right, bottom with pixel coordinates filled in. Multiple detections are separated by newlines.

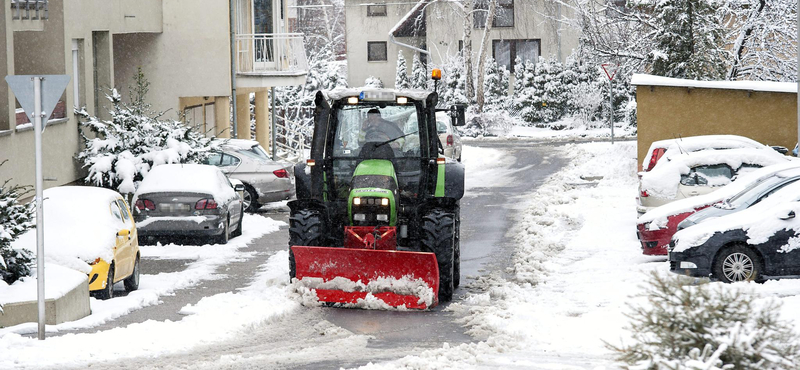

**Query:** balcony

left=10, top=0, right=48, bottom=20
left=234, top=33, right=308, bottom=88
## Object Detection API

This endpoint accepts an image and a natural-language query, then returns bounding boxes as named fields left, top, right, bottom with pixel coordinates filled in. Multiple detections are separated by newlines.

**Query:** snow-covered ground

left=0, top=214, right=284, bottom=340
left=466, top=117, right=637, bottom=142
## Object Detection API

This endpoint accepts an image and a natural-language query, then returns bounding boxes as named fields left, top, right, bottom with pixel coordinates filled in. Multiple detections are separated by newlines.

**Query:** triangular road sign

left=5, top=75, right=71, bottom=128
left=601, top=64, right=618, bottom=82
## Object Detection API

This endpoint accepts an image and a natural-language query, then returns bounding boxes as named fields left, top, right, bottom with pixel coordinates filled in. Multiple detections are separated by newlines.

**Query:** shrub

left=0, top=163, right=34, bottom=285
left=610, top=272, right=800, bottom=370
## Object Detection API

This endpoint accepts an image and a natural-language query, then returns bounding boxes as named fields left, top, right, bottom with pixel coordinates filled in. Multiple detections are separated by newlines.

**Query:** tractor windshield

left=330, top=103, right=426, bottom=200
left=333, top=105, right=421, bottom=158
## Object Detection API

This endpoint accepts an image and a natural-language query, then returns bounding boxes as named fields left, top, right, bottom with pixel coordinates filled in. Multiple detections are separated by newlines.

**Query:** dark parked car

left=133, top=164, right=245, bottom=244
left=669, top=181, right=800, bottom=282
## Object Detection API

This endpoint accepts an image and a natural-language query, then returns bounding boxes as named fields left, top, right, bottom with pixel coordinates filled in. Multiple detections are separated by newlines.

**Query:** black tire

left=95, top=264, right=115, bottom=300
left=454, top=209, right=461, bottom=289
left=243, top=185, right=260, bottom=212
left=288, top=209, right=326, bottom=279
left=231, top=207, right=244, bottom=238
left=713, top=245, right=762, bottom=283
left=422, top=209, right=456, bottom=302
left=124, top=255, right=140, bottom=292
left=216, top=216, right=230, bottom=245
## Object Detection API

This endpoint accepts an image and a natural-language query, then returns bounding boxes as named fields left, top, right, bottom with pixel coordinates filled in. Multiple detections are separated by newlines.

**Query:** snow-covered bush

left=610, top=272, right=800, bottom=369
left=411, top=55, right=428, bottom=90
left=459, top=111, right=513, bottom=138
left=76, top=69, right=212, bottom=197
left=438, top=55, right=469, bottom=107
left=511, top=57, right=538, bottom=124
left=0, top=164, right=34, bottom=285
left=364, top=76, right=384, bottom=88
left=395, top=51, right=411, bottom=90
left=569, top=81, right=604, bottom=128
left=483, top=58, right=510, bottom=113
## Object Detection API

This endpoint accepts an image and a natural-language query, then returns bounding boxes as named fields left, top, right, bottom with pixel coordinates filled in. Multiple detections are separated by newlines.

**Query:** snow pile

left=294, top=275, right=435, bottom=309
left=12, top=187, right=125, bottom=274
left=134, top=164, right=235, bottom=203
left=0, top=219, right=294, bottom=368
left=641, top=148, right=790, bottom=199
left=0, top=263, right=87, bottom=306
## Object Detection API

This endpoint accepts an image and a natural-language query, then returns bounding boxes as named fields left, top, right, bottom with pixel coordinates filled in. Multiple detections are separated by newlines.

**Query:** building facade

left=344, top=0, right=580, bottom=88
left=1, top=0, right=307, bottom=189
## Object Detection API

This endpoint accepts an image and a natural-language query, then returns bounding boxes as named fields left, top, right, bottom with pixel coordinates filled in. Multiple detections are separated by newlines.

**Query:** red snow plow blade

left=292, top=246, right=440, bottom=309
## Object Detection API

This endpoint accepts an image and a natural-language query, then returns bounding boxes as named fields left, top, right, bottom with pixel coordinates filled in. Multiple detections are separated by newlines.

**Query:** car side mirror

left=234, top=184, right=245, bottom=192
left=780, top=210, right=796, bottom=220
left=451, top=105, right=466, bottom=127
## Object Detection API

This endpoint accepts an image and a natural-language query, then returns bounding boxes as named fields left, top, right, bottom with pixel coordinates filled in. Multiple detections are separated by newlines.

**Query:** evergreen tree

left=511, top=58, right=538, bottom=125
left=647, top=0, right=728, bottom=80
left=364, top=76, right=384, bottom=88
left=483, top=58, right=509, bottom=113
left=395, top=51, right=411, bottom=90
left=0, top=164, right=34, bottom=285
left=76, top=69, right=212, bottom=197
left=439, top=55, right=469, bottom=107
left=411, top=55, right=428, bottom=90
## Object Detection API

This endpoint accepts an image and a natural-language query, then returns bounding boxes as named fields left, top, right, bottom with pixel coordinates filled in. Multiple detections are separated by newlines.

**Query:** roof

left=324, top=88, right=433, bottom=102
left=631, top=74, right=797, bottom=94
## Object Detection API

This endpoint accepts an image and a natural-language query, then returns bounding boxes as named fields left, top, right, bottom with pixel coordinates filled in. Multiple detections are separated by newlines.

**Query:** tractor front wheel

left=422, top=209, right=456, bottom=302
left=288, top=209, right=326, bottom=279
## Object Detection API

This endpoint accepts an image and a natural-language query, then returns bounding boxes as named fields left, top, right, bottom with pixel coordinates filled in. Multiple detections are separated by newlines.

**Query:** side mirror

left=451, top=105, right=466, bottom=127
left=780, top=210, right=796, bottom=220
left=234, top=184, right=245, bottom=192
left=772, top=146, right=789, bottom=155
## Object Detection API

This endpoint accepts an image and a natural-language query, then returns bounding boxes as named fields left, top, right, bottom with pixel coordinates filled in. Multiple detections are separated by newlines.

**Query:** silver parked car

left=133, top=164, right=245, bottom=244
left=435, top=112, right=462, bottom=161
left=206, top=139, right=296, bottom=212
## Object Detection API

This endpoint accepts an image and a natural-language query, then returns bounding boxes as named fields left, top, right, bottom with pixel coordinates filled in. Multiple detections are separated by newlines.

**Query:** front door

left=253, top=0, right=275, bottom=70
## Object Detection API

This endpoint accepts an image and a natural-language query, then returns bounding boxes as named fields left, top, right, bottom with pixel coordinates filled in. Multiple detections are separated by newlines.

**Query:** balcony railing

left=235, top=33, right=308, bottom=75
left=10, top=0, right=48, bottom=20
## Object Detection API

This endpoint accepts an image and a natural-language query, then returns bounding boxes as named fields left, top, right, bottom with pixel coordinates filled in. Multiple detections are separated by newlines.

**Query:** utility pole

left=230, top=0, right=238, bottom=138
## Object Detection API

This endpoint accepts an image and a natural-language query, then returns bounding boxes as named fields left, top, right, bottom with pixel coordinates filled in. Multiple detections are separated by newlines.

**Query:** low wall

left=0, top=278, right=90, bottom=328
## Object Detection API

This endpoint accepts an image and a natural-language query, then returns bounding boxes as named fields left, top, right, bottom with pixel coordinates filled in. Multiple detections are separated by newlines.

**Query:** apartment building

left=0, top=0, right=307, bottom=189
left=344, top=0, right=580, bottom=88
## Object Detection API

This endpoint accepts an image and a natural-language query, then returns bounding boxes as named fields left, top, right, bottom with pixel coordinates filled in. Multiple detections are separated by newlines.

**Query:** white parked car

left=640, top=135, right=767, bottom=173
left=435, top=112, right=462, bottom=161
left=207, top=139, right=295, bottom=212
left=637, top=147, right=792, bottom=215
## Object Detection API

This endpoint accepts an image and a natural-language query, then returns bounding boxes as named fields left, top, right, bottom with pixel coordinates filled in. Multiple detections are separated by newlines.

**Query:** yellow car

left=14, top=186, right=140, bottom=300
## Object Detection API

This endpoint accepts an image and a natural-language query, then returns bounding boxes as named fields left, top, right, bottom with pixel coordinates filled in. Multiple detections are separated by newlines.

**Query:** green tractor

left=289, top=86, right=466, bottom=309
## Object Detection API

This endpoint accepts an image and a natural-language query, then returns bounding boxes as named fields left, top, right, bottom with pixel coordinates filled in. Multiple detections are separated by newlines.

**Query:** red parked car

left=637, top=162, right=800, bottom=255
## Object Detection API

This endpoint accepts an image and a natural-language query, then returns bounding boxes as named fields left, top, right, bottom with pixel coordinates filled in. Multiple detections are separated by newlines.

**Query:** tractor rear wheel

left=288, top=209, right=326, bottom=279
left=422, top=209, right=456, bottom=302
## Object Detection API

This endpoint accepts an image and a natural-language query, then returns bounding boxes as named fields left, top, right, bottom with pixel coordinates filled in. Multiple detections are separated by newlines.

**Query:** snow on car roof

left=631, top=74, right=797, bottom=94
left=641, top=147, right=792, bottom=199
left=642, top=135, right=765, bottom=169
left=134, top=164, right=235, bottom=203
left=639, top=162, right=800, bottom=225
left=212, top=139, right=259, bottom=150
left=672, top=180, right=800, bottom=253
left=11, top=186, right=126, bottom=273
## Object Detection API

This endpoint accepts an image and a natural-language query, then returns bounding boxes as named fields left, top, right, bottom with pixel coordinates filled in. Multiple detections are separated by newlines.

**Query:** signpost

left=601, top=63, right=618, bottom=144
left=4, top=75, right=71, bottom=340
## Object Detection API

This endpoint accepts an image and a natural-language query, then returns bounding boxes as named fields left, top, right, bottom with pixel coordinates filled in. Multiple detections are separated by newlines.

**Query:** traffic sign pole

left=5, top=74, right=70, bottom=341
left=33, top=77, right=45, bottom=340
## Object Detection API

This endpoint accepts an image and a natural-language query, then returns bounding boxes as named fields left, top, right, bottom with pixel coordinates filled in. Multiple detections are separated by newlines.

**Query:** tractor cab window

left=331, top=104, right=425, bottom=200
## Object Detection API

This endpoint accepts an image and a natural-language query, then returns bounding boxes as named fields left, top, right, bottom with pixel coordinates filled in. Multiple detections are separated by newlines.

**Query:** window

left=117, top=199, right=132, bottom=223
left=204, top=152, right=241, bottom=167
left=492, top=39, right=540, bottom=72
left=680, top=165, right=734, bottom=187
left=367, top=42, right=388, bottom=62
left=367, top=5, right=387, bottom=17
left=474, top=0, right=514, bottom=28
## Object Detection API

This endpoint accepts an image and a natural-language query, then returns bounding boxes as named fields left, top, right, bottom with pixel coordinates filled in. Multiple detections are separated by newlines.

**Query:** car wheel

left=243, top=185, right=260, bottom=213
left=124, top=255, right=140, bottom=292
left=216, top=216, right=230, bottom=245
left=713, top=245, right=762, bottom=283
left=95, top=264, right=115, bottom=300
left=231, top=208, right=243, bottom=238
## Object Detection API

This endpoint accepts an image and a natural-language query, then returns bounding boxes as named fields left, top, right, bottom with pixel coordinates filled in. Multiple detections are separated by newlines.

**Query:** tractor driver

left=361, top=108, right=405, bottom=150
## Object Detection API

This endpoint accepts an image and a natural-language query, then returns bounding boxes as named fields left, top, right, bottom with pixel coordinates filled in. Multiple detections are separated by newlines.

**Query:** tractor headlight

left=381, top=198, right=389, bottom=206
left=376, top=214, right=388, bottom=222
left=353, top=197, right=361, bottom=205
left=354, top=213, right=366, bottom=221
